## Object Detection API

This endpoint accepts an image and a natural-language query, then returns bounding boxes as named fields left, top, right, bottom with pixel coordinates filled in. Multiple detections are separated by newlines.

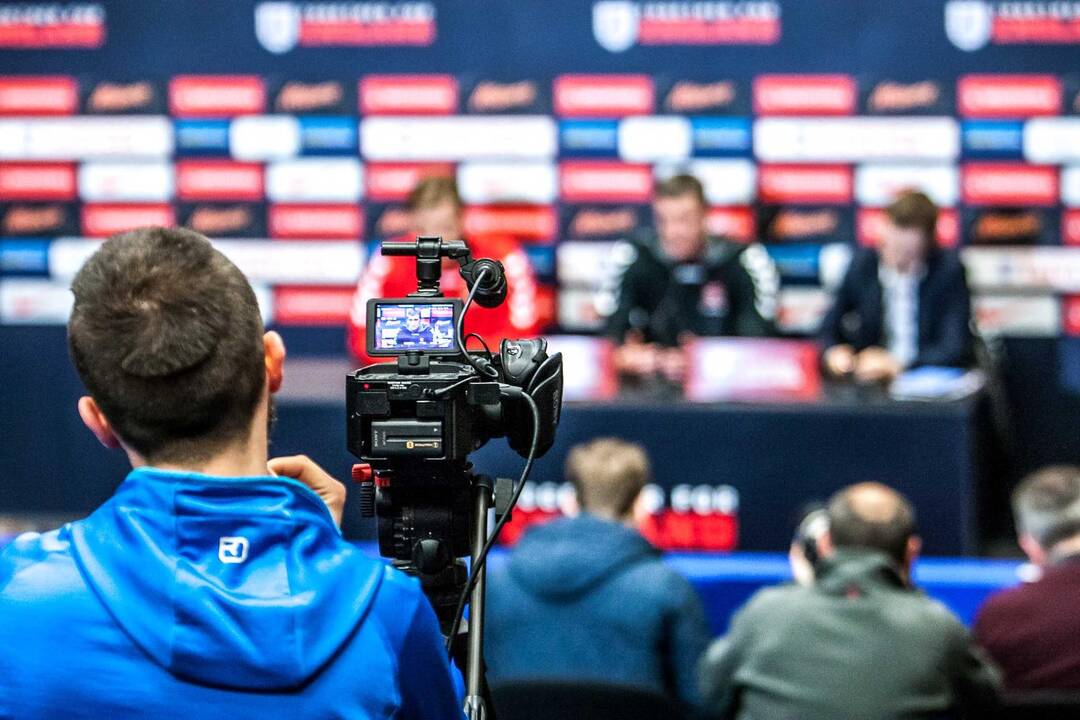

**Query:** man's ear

left=905, top=535, right=923, bottom=572
left=78, top=396, right=120, bottom=449
left=816, top=529, right=835, bottom=559
left=264, top=331, right=286, bottom=393
left=1018, top=533, right=1047, bottom=567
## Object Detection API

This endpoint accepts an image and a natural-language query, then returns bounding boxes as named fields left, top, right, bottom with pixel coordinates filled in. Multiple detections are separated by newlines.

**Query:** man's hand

left=614, top=334, right=661, bottom=378
left=823, top=344, right=855, bottom=377
left=658, top=345, right=688, bottom=383
left=268, top=455, right=346, bottom=527
left=854, top=347, right=903, bottom=384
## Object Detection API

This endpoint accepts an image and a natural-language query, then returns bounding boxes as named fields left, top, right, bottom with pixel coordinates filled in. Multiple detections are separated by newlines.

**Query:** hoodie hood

left=67, top=467, right=383, bottom=691
left=508, top=514, right=658, bottom=600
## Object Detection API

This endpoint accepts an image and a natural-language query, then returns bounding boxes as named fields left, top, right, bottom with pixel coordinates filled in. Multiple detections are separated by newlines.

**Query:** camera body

left=346, top=237, right=562, bottom=608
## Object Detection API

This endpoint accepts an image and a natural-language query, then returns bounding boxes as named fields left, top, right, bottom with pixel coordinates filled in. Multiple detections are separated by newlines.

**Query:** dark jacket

left=484, top=514, right=711, bottom=707
left=0, top=467, right=464, bottom=720
left=974, top=555, right=1080, bottom=690
left=818, top=248, right=975, bottom=368
left=607, top=233, right=778, bottom=346
left=700, top=549, right=1001, bottom=720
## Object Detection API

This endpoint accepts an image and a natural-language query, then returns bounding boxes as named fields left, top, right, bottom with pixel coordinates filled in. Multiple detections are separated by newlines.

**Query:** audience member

left=820, top=191, right=974, bottom=383
left=608, top=173, right=778, bottom=383
left=0, top=227, right=464, bottom=718
left=700, top=482, right=1000, bottom=720
left=975, top=465, right=1080, bottom=690
left=485, top=438, right=711, bottom=707
left=348, top=176, right=539, bottom=363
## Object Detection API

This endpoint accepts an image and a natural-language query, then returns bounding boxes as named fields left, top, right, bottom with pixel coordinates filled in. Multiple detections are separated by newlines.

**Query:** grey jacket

left=699, top=549, right=1001, bottom=720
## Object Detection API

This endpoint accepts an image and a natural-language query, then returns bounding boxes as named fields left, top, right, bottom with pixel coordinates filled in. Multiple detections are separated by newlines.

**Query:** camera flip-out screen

left=366, top=298, right=462, bottom=356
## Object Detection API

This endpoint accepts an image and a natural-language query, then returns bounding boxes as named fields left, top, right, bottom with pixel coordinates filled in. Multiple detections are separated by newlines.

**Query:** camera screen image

left=370, top=300, right=458, bottom=354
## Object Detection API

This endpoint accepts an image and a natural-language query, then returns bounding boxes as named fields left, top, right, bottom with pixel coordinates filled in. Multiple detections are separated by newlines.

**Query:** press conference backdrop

left=2, top=1, right=1080, bottom=502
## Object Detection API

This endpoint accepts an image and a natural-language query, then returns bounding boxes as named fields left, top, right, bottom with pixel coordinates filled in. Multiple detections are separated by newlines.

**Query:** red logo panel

left=754, top=75, right=856, bottom=115
left=169, top=76, right=266, bottom=117
left=553, top=75, right=654, bottom=117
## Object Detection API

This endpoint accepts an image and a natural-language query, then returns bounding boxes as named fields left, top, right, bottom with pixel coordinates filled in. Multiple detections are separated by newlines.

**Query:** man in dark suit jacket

left=819, top=191, right=974, bottom=383
left=975, top=466, right=1080, bottom=690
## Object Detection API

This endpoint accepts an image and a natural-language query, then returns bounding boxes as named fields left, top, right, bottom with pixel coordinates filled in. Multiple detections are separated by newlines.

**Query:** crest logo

left=945, top=0, right=993, bottom=52
left=218, top=536, right=250, bottom=564
left=592, top=1, right=639, bottom=53
left=256, top=2, right=301, bottom=54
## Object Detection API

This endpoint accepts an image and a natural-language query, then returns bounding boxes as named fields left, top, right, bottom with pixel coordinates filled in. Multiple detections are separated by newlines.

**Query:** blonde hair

left=406, top=176, right=462, bottom=212
left=566, top=438, right=650, bottom=520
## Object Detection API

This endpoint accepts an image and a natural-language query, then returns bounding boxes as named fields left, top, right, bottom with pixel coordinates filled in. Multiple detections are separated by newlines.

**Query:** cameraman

left=0, top=228, right=464, bottom=719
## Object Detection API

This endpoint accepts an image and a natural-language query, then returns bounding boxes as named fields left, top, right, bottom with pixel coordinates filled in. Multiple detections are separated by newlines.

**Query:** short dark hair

left=1013, top=465, right=1080, bottom=548
left=827, top=483, right=917, bottom=567
left=885, top=190, right=938, bottom=247
left=566, top=438, right=649, bottom=519
left=407, top=175, right=462, bottom=212
left=654, top=173, right=706, bottom=207
left=68, top=226, right=265, bottom=464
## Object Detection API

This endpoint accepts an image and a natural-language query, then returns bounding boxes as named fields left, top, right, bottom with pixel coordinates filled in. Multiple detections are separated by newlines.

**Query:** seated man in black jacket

left=607, top=174, right=778, bottom=383
left=700, top=482, right=1001, bottom=720
left=820, top=191, right=974, bottom=383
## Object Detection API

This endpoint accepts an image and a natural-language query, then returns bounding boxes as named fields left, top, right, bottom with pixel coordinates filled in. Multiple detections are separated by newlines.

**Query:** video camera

left=346, top=236, right=563, bottom=623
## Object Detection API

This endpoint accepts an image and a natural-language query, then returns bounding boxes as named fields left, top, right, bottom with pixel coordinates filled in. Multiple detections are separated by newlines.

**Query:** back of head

left=566, top=438, right=650, bottom=521
left=827, top=482, right=917, bottom=567
left=1013, top=465, right=1080, bottom=549
left=407, top=175, right=462, bottom=212
left=68, top=226, right=265, bottom=464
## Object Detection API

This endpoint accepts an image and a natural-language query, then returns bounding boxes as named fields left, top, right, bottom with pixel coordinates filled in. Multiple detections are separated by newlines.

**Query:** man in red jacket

left=348, top=177, right=540, bottom=364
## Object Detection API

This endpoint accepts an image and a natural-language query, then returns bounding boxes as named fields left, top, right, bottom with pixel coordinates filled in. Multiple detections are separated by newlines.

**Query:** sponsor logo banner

left=1062, top=209, right=1080, bottom=244
left=1066, top=296, right=1080, bottom=336
left=758, top=164, right=852, bottom=204
left=0, top=117, right=173, bottom=160
left=179, top=203, right=265, bottom=237
left=1024, top=118, right=1080, bottom=163
left=0, top=3, right=105, bottom=48
left=975, top=294, right=1060, bottom=337
left=359, top=74, right=457, bottom=115
left=706, top=206, right=755, bottom=242
left=857, top=207, right=960, bottom=248
left=685, top=338, right=821, bottom=402
left=962, top=246, right=1080, bottom=291
left=229, top=116, right=302, bottom=160
left=255, top=2, right=436, bottom=54
left=958, top=74, right=1061, bottom=117
left=365, top=162, right=453, bottom=202
left=466, top=80, right=543, bottom=114
left=214, top=240, right=364, bottom=285
left=760, top=206, right=853, bottom=244
left=664, top=80, right=742, bottom=114
left=946, top=0, right=1080, bottom=52
left=175, top=119, right=231, bottom=156
left=84, top=80, right=161, bottom=114
left=0, top=163, right=76, bottom=200
left=360, top=116, right=557, bottom=160
left=272, top=80, right=349, bottom=113
left=753, top=75, right=857, bottom=116
left=0, top=77, right=77, bottom=115
left=560, top=161, right=653, bottom=203
left=864, top=80, right=947, bottom=115
left=0, top=239, right=49, bottom=275
left=618, top=116, right=692, bottom=162
left=1063, top=167, right=1080, bottom=207
left=966, top=207, right=1048, bottom=245
left=761, top=243, right=821, bottom=280
left=559, top=119, right=619, bottom=157
left=0, top=279, right=74, bottom=324
left=81, top=204, right=175, bottom=237
left=78, top=161, right=174, bottom=202
left=273, top=285, right=356, bottom=324
left=298, top=116, right=358, bottom=154
left=754, top=117, right=960, bottom=162
left=457, top=162, right=558, bottom=204
left=854, top=164, right=959, bottom=207
left=169, top=76, right=266, bottom=118
left=962, top=120, right=1024, bottom=158
left=553, top=74, right=654, bottom=117
left=0, top=202, right=75, bottom=235
left=592, top=0, right=781, bottom=53
left=962, top=163, right=1058, bottom=205
left=691, top=117, right=752, bottom=156
left=176, top=161, right=264, bottom=202
left=268, top=204, right=363, bottom=239
left=462, top=205, right=557, bottom=242
left=266, top=158, right=363, bottom=202
left=655, top=159, right=755, bottom=205
left=561, top=204, right=645, bottom=240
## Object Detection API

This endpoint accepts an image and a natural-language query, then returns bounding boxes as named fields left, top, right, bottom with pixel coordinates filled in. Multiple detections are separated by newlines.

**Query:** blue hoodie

left=483, top=514, right=711, bottom=706
left=0, top=467, right=465, bottom=719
